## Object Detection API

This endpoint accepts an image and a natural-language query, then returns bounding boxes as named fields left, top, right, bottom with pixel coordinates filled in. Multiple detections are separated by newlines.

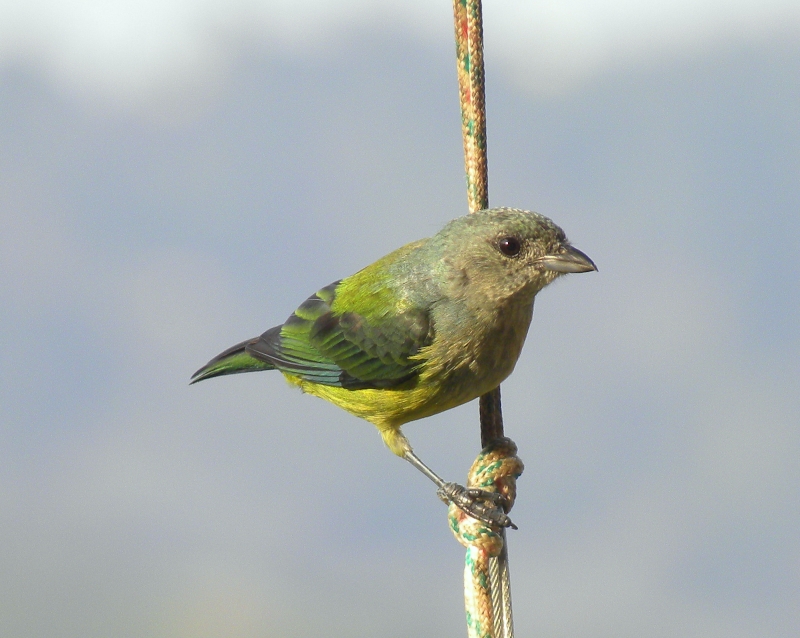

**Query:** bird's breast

left=420, top=296, right=535, bottom=403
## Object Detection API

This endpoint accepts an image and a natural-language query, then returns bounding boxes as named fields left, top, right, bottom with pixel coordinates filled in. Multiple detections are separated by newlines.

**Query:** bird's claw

left=465, top=487, right=506, bottom=506
left=437, top=482, right=517, bottom=530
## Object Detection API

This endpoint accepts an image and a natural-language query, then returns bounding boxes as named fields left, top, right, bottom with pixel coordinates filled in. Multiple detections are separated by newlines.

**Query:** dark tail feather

left=190, top=338, right=275, bottom=384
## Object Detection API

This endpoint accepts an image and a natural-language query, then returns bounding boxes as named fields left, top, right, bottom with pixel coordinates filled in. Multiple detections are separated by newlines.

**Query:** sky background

left=1, top=1, right=799, bottom=637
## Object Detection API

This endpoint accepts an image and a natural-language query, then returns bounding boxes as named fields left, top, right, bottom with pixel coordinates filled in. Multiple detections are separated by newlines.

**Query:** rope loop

left=449, top=437, right=523, bottom=548
left=467, top=437, right=523, bottom=510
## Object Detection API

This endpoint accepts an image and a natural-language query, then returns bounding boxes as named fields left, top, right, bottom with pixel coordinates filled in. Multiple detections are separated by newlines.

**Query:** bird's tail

left=190, top=338, right=275, bottom=384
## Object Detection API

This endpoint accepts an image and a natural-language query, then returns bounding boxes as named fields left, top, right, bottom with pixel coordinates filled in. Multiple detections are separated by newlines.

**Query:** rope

left=451, top=3, right=519, bottom=637
left=452, top=0, right=503, bottom=445
left=452, top=0, right=488, bottom=215
left=449, top=439, right=524, bottom=638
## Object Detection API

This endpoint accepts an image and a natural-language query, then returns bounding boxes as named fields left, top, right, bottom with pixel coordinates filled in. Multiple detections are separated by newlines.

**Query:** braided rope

left=449, top=439, right=524, bottom=638
left=452, top=0, right=488, bottom=214
left=451, top=2, right=518, bottom=637
left=453, top=0, right=521, bottom=638
left=453, top=0, right=503, bottom=445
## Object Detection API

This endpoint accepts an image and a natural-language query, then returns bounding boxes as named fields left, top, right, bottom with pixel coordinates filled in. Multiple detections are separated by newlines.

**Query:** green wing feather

left=190, top=338, right=274, bottom=383
left=192, top=239, right=435, bottom=389
left=246, top=276, right=433, bottom=389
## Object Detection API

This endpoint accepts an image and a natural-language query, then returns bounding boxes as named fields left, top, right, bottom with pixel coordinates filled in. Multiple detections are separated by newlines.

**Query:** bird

left=192, top=207, right=596, bottom=527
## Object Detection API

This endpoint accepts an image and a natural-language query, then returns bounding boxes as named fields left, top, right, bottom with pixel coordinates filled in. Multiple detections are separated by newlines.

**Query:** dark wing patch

left=245, top=280, right=432, bottom=389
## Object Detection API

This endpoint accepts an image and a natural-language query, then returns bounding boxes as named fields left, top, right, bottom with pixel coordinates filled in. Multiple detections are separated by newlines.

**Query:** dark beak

left=539, top=245, right=597, bottom=273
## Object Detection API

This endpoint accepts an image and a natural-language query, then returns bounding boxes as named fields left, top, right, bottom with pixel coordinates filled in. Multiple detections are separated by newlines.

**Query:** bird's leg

left=403, top=449, right=516, bottom=530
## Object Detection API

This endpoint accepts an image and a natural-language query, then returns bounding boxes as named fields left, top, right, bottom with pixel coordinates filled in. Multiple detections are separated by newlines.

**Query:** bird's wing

left=246, top=280, right=433, bottom=389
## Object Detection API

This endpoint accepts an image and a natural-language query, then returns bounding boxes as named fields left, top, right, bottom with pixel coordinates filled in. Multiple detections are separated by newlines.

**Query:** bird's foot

left=437, top=482, right=517, bottom=530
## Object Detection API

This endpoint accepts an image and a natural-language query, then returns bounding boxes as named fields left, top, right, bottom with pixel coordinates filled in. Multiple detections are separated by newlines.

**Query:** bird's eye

left=498, top=236, right=521, bottom=257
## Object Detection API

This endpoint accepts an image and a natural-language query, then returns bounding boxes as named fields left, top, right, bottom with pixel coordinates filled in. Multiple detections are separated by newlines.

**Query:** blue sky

left=1, top=2, right=798, bottom=637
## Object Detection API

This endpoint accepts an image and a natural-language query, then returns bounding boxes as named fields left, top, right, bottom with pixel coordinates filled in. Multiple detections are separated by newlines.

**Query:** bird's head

left=434, top=207, right=596, bottom=304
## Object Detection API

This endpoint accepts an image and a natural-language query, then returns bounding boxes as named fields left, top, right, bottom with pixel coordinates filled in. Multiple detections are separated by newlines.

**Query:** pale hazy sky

left=1, top=2, right=798, bottom=637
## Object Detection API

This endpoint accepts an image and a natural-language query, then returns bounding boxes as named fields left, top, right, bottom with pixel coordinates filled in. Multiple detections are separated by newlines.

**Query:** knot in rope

left=448, top=437, right=523, bottom=549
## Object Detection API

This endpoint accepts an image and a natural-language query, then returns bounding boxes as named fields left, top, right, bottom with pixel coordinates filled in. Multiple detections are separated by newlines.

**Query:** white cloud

left=489, top=0, right=800, bottom=92
left=1, top=0, right=798, bottom=107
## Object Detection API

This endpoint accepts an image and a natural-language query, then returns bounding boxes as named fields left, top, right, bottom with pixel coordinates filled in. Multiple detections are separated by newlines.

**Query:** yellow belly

left=283, top=294, right=535, bottom=457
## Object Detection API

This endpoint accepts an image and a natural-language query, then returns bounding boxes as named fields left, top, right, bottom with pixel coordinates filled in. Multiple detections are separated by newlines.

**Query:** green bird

left=192, top=207, right=595, bottom=527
